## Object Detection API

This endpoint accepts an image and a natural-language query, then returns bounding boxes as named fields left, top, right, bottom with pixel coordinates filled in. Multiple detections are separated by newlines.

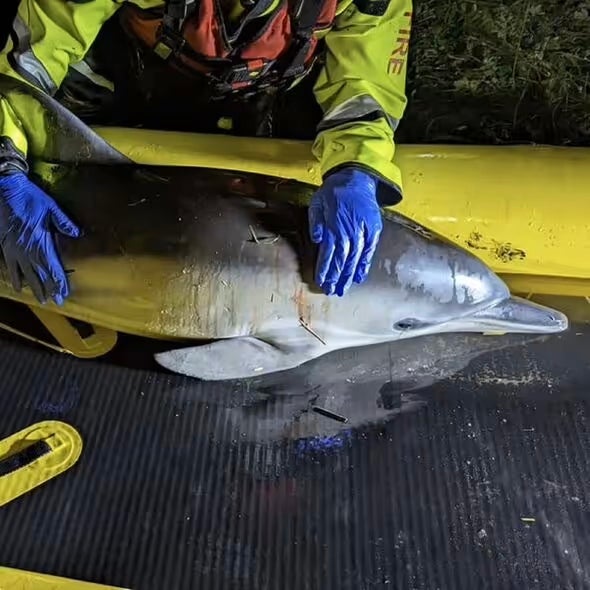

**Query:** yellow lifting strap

left=0, top=421, right=82, bottom=507
left=0, top=306, right=117, bottom=359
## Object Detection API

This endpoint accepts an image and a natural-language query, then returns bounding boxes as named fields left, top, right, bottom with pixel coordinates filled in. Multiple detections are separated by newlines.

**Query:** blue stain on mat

left=35, top=377, right=81, bottom=417
left=295, top=430, right=353, bottom=456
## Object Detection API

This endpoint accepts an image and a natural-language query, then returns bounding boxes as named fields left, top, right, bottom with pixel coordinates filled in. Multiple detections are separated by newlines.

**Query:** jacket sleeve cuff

left=323, top=162, right=402, bottom=207
left=0, top=95, right=29, bottom=161
left=0, top=135, right=28, bottom=175
left=312, top=120, right=404, bottom=207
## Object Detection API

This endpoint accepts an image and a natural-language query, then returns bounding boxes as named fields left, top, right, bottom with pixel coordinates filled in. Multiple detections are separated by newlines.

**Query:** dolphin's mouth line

left=436, top=296, right=568, bottom=335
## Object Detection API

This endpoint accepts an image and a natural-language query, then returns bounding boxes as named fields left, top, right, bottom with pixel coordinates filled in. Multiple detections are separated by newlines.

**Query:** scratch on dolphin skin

left=248, top=225, right=280, bottom=245
left=383, top=258, right=393, bottom=276
left=135, top=169, right=170, bottom=183
left=299, top=317, right=327, bottom=345
left=294, top=286, right=312, bottom=326
left=128, top=198, right=147, bottom=207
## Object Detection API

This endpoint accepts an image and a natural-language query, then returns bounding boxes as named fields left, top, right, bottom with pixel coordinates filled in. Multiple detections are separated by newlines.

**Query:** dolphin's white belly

left=173, top=258, right=375, bottom=342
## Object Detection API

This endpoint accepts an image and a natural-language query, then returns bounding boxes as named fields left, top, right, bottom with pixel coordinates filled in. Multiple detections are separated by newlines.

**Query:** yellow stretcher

left=94, top=127, right=590, bottom=298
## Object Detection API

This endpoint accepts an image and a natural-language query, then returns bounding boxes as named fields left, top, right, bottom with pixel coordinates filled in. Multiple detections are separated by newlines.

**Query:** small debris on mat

left=311, top=406, right=348, bottom=423
left=299, top=318, right=327, bottom=345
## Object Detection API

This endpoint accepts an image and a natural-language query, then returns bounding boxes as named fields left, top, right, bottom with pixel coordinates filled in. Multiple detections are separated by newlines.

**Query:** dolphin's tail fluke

left=464, top=296, right=568, bottom=335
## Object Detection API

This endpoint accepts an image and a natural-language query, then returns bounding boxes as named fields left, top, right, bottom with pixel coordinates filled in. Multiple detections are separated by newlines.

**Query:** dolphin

left=1, top=164, right=567, bottom=380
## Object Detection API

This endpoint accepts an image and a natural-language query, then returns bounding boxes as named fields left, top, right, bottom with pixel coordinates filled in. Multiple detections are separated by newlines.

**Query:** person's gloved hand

left=0, top=172, right=80, bottom=305
left=309, top=167, right=383, bottom=296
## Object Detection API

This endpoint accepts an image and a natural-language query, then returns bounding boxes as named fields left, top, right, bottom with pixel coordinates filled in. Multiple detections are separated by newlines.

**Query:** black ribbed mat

left=0, top=325, right=589, bottom=590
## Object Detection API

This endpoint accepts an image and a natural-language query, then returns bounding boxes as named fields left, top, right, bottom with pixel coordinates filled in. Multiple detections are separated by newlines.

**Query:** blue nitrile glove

left=0, top=172, right=80, bottom=305
left=309, top=168, right=383, bottom=296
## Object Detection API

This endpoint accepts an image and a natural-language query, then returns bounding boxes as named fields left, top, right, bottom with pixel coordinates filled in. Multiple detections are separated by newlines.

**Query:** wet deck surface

left=0, top=319, right=589, bottom=589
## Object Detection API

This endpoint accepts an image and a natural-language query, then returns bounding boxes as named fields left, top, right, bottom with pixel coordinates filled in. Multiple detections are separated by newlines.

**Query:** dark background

left=3, top=0, right=589, bottom=145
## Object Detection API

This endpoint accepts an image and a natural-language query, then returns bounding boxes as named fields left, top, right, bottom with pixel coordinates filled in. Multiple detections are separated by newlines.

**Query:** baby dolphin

left=0, top=164, right=566, bottom=380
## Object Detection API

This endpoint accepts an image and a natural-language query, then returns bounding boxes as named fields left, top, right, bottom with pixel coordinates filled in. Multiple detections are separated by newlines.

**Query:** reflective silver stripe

left=8, top=14, right=57, bottom=95
left=70, top=60, right=115, bottom=92
left=317, top=94, right=399, bottom=132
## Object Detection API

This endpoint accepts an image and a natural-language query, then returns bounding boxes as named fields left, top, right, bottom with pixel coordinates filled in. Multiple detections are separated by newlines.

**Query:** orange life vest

left=123, top=0, right=338, bottom=94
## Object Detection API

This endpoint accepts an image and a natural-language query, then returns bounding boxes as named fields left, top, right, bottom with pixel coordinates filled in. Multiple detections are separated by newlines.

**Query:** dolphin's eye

left=394, top=318, right=427, bottom=331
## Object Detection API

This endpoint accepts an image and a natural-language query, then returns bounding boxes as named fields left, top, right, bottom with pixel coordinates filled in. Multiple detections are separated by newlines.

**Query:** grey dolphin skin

left=1, top=164, right=567, bottom=380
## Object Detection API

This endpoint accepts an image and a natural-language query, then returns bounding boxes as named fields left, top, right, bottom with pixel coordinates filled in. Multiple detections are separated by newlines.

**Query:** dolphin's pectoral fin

left=467, top=296, right=568, bottom=334
left=154, top=336, right=320, bottom=381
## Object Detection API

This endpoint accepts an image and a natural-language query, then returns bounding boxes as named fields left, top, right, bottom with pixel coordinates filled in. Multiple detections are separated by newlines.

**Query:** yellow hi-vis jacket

left=0, top=0, right=412, bottom=202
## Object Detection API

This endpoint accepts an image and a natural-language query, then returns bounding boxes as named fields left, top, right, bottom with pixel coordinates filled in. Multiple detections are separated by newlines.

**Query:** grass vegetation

left=401, top=0, right=590, bottom=145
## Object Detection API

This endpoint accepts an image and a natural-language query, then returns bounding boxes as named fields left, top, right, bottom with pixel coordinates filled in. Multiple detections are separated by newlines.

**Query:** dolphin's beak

left=453, top=296, right=568, bottom=335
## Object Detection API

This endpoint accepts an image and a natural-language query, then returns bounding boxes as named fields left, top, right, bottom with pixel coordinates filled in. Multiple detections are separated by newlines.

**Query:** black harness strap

left=154, top=0, right=327, bottom=92
left=164, top=0, right=197, bottom=30
left=281, top=0, right=325, bottom=78
left=154, top=0, right=196, bottom=59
